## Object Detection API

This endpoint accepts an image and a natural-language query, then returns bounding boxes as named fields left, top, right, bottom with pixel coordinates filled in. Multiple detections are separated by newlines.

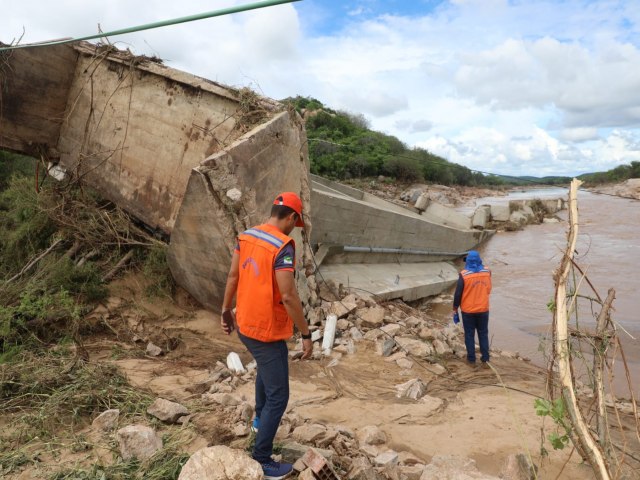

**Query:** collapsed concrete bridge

left=1, top=42, right=492, bottom=309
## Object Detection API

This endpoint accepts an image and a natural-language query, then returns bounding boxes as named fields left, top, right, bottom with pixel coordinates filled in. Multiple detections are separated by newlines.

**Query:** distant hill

left=284, top=96, right=505, bottom=187
left=497, top=175, right=572, bottom=186
left=578, top=162, right=640, bottom=185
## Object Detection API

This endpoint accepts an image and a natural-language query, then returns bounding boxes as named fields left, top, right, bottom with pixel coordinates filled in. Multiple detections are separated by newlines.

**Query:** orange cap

left=273, top=192, right=304, bottom=227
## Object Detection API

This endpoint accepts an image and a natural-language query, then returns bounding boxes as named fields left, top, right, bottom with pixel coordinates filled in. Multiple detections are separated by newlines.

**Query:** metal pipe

left=0, top=0, right=301, bottom=52
left=342, top=245, right=466, bottom=257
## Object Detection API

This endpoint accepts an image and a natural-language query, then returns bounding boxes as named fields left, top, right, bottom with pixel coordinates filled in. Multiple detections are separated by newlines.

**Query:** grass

left=0, top=348, right=153, bottom=444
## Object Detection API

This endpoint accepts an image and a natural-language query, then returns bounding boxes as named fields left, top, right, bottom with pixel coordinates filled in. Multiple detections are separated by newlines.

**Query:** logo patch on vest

left=242, top=257, right=260, bottom=276
left=282, top=255, right=293, bottom=265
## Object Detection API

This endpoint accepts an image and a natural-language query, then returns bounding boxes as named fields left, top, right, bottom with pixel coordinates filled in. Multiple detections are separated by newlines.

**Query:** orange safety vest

left=460, top=268, right=492, bottom=313
left=235, top=224, right=295, bottom=342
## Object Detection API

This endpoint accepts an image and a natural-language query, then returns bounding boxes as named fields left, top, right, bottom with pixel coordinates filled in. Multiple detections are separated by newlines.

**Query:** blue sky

left=3, top=0, right=640, bottom=177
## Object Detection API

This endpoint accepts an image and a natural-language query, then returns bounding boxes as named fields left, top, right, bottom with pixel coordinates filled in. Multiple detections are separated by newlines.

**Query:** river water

left=459, top=187, right=640, bottom=397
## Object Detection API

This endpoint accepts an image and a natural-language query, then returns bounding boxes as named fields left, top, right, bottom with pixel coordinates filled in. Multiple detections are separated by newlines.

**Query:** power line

left=0, top=0, right=301, bottom=52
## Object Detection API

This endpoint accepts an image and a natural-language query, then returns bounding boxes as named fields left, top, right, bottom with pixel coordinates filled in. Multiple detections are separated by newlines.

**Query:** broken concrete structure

left=1, top=41, right=492, bottom=308
left=1, top=41, right=310, bottom=310
left=310, top=175, right=493, bottom=301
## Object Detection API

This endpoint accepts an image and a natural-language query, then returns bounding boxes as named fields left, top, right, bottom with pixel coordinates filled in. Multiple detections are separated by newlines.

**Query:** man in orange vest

left=453, top=250, right=492, bottom=366
left=221, top=192, right=312, bottom=480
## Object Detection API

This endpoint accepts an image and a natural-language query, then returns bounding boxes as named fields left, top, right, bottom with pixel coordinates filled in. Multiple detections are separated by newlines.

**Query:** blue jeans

left=238, top=331, right=289, bottom=463
left=461, top=311, right=490, bottom=363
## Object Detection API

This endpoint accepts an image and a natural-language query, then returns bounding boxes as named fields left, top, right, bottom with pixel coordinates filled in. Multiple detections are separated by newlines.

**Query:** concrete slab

left=318, top=262, right=459, bottom=302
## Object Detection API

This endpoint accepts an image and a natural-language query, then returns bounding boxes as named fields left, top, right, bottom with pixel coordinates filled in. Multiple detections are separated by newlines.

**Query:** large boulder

left=178, top=446, right=263, bottom=480
left=116, top=425, right=163, bottom=461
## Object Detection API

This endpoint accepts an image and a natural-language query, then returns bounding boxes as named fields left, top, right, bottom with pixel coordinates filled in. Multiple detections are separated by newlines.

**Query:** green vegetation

left=578, top=161, right=640, bottom=185
left=284, top=96, right=506, bottom=186
left=0, top=150, right=172, bottom=355
left=534, top=397, right=572, bottom=454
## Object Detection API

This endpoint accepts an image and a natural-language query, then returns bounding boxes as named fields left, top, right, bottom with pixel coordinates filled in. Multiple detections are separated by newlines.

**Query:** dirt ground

left=10, top=270, right=626, bottom=480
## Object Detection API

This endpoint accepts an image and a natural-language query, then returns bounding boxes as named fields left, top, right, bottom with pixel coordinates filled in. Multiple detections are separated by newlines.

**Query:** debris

left=202, top=393, right=242, bottom=406
left=322, top=314, right=338, bottom=354
left=395, top=379, right=426, bottom=400
left=177, top=446, right=262, bottom=480
left=358, top=306, right=386, bottom=328
left=374, top=450, right=399, bottom=467
left=226, top=352, right=246, bottom=373
left=293, top=423, right=328, bottom=443
left=357, top=425, right=386, bottom=446
left=301, top=447, right=340, bottom=480
left=116, top=424, right=163, bottom=461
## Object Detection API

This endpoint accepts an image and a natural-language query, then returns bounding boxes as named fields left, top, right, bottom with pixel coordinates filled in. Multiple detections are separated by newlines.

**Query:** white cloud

left=2, top=0, right=640, bottom=176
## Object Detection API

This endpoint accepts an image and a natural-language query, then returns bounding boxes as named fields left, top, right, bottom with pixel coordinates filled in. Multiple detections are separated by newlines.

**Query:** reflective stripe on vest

left=460, top=268, right=492, bottom=313
left=236, top=224, right=295, bottom=342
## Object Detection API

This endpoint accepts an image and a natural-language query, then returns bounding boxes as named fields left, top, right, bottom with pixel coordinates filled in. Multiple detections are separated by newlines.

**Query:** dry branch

left=553, top=178, right=611, bottom=479
left=102, top=249, right=135, bottom=282
left=4, top=238, right=63, bottom=284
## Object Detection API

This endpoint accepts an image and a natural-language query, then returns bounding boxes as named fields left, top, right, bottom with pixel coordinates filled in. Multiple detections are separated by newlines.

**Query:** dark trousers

left=461, top=311, right=490, bottom=363
left=238, top=331, right=289, bottom=463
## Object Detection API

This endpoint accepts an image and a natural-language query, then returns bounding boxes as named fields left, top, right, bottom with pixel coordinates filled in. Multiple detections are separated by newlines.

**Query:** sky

left=3, top=0, right=640, bottom=177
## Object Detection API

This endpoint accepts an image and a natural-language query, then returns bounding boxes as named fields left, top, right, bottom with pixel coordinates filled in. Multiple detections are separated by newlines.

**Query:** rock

left=396, top=379, right=426, bottom=400
left=418, top=328, right=436, bottom=341
left=420, top=395, right=444, bottom=415
left=398, top=451, right=424, bottom=466
left=116, top=425, right=162, bottom=461
left=490, top=205, right=510, bottom=222
left=331, top=294, right=358, bottom=318
left=337, top=318, right=351, bottom=331
left=92, top=409, right=119, bottom=432
left=348, top=456, right=378, bottom=480
left=292, top=424, right=327, bottom=443
left=147, top=398, right=189, bottom=424
left=432, top=339, right=450, bottom=356
left=178, top=445, right=262, bottom=480
left=404, top=316, right=423, bottom=328
left=225, top=188, right=242, bottom=202
left=298, top=468, right=316, bottom=480
left=350, top=327, right=364, bottom=341
left=415, top=193, right=430, bottom=211
left=543, top=217, right=560, bottom=223
left=395, top=337, right=433, bottom=357
left=146, top=342, right=163, bottom=356
left=357, top=425, right=386, bottom=446
left=427, top=363, right=446, bottom=375
left=358, top=306, right=386, bottom=328
left=500, top=453, right=538, bottom=480
left=364, top=329, right=384, bottom=341
left=420, top=455, right=500, bottom=480
left=374, top=450, right=399, bottom=467
left=233, top=423, right=250, bottom=437
left=501, top=350, right=518, bottom=359
left=376, top=337, right=395, bottom=357
left=281, top=442, right=334, bottom=463
left=380, top=323, right=401, bottom=337
left=201, top=393, right=242, bottom=406
left=396, top=358, right=414, bottom=370
left=402, top=464, right=426, bottom=480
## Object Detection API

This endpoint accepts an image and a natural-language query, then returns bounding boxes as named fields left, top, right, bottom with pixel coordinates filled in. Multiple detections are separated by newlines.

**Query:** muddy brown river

left=457, top=188, right=640, bottom=397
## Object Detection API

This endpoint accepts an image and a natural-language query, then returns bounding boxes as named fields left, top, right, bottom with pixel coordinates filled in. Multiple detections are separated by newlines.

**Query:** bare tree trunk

left=554, top=178, right=611, bottom=480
